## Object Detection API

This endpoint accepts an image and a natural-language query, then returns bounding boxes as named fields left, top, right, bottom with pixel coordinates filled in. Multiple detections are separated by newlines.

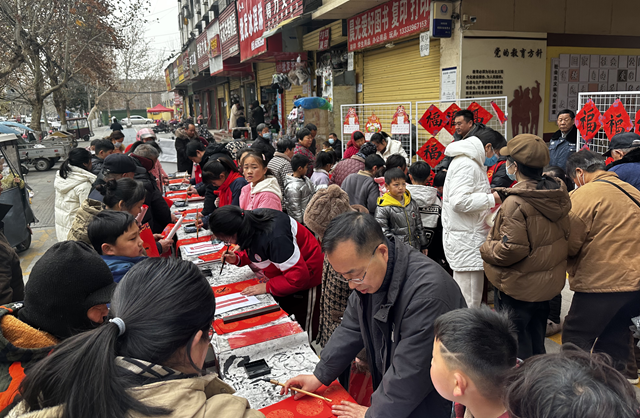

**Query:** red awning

left=147, top=104, right=174, bottom=113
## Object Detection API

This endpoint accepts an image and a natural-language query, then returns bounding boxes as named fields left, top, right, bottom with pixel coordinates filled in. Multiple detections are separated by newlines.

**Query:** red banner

left=196, top=30, right=210, bottom=72
left=575, top=99, right=602, bottom=142
left=319, top=28, right=330, bottom=50
left=442, top=103, right=462, bottom=135
left=417, top=137, right=446, bottom=168
left=467, top=102, right=493, bottom=125
left=220, top=3, right=240, bottom=59
left=602, top=99, right=633, bottom=140
left=264, top=0, right=303, bottom=32
left=419, top=105, right=445, bottom=136
left=260, top=381, right=357, bottom=418
left=227, top=321, right=303, bottom=349
left=237, top=0, right=266, bottom=62
left=348, top=0, right=431, bottom=52
left=635, top=109, right=640, bottom=135
left=213, top=305, right=287, bottom=335
left=212, top=278, right=260, bottom=297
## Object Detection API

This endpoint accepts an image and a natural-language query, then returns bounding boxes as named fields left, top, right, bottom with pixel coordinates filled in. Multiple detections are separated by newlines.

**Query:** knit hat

left=304, top=185, right=358, bottom=239
left=18, top=241, right=116, bottom=340
left=356, top=142, right=377, bottom=159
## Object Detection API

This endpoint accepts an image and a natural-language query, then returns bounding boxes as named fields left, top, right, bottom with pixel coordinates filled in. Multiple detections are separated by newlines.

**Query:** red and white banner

left=196, top=30, right=210, bottom=72
left=219, top=4, right=240, bottom=59
left=264, top=0, right=303, bottom=32
left=237, top=0, right=266, bottom=62
left=348, top=0, right=431, bottom=52
left=319, top=27, right=330, bottom=50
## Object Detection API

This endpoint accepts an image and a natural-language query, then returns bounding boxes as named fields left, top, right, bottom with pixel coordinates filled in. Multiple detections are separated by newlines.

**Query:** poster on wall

left=391, top=105, right=411, bottom=134
left=441, top=67, right=457, bottom=101
left=237, top=0, right=266, bottom=62
left=419, top=105, right=445, bottom=136
left=343, top=108, right=360, bottom=134
left=417, top=137, right=446, bottom=168
left=364, top=113, right=382, bottom=140
left=461, top=37, right=546, bottom=139
left=207, top=20, right=223, bottom=75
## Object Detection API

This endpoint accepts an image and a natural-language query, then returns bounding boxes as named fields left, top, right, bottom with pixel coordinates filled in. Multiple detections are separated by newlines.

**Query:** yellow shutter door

left=363, top=38, right=440, bottom=104
left=256, top=63, right=276, bottom=91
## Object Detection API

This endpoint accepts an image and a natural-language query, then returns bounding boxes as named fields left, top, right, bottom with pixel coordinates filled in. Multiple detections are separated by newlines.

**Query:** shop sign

left=196, top=30, right=210, bottom=72
left=164, top=68, right=172, bottom=91
left=177, top=55, right=185, bottom=83
left=264, top=0, right=303, bottom=32
left=182, top=51, right=190, bottom=80
left=343, top=107, right=360, bottom=134
left=419, top=32, right=429, bottom=57
left=174, top=92, right=183, bottom=105
left=237, top=0, right=266, bottom=61
left=348, top=0, right=431, bottom=52
left=220, top=4, right=240, bottom=59
left=318, top=28, right=330, bottom=50
left=172, top=60, right=179, bottom=83
left=210, top=34, right=222, bottom=58
left=208, top=20, right=224, bottom=75
left=276, top=60, right=306, bottom=73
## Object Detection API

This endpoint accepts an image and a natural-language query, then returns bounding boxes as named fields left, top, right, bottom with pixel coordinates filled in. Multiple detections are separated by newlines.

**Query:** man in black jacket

left=251, top=123, right=275, bottom=162
left=175, top=124, right=208, bottom=174
left=130, top=145, right=174, bottom=233
left=283, top=212, right=465, bottom=418
left=185, top=141, right=235, bottom=216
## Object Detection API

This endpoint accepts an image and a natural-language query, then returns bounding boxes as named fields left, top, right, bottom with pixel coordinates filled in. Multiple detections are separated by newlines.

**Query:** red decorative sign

left=319, top=27, right=330, bottom=50
left=365, top=112, right=383, bottom=137
left=196, top=30, right=210, bottom=72
left=343, top=107, right=360, bottom=134
left=237, top=0, right=266, bottom=62
left=417, top=137, right=446, bottom=167
left=601, top=99, right=633, bottom=140
left=348, top=0, right=431, bottom=52
left=635, top=109, right=640, bottom=135
left=213, top=306, right=288, bottom=335
left=227, top=321, right=303, bottom=349
left=391, top=105, right=410, bottom=135
left=260, top=381, right=357, bottom=418
left=467, top=102, right=493, bottom=125
left=490, top=101, right=508, bottom=125
left=264, top=0, right=303, bottom=32
left=419, top=105, right=446, bottom=136
left=209, top=34, right=222, bottom=58
left=442, top=103, right=462, bottom=135
left=219, top=3, right=240, bottom=59
left=575, top=99, right=602, bottom=142
left=212, top=278, right=260, bottom=297
left=140, top=224, right=160, bottom=257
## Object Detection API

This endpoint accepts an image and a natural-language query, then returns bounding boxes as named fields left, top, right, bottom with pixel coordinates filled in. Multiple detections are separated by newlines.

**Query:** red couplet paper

left=227, top=321, right=303, bottom=349
left=575, top=99, right=602, bottom=142
left=198, top=247, right=228, bottom=262
left=601, top=99, right=633, bottom=140
left=419, top=105, right=446, bottom=136
left=260, top=381, right=358, bottom=418
left=490, top=101, right=508, bottom=125
left=168, top=178, right=186, bottom=184
left=417, top=137, right=447, bottom=168
left=467, top=102, right=493, bottom=125
left=176, top=235, right=212, bottom=250
left=140, top=224, right=160, bottom=257
left=635, top=109, right=640, bottom=135
left=211, top=278, right=260, bottom=297
left=213, top=305, right=288, bottom=335
left=442, top=103, right=462, bottom=135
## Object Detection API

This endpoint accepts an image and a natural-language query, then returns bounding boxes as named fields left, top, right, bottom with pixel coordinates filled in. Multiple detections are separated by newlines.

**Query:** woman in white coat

left=442, top=135, right=501, bottom=308
left=54, top=148, right=96, bottom=241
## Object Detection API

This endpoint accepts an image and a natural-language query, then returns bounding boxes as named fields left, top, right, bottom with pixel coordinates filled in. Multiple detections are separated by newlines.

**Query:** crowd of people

left=0, top=106, right=638, bottom=418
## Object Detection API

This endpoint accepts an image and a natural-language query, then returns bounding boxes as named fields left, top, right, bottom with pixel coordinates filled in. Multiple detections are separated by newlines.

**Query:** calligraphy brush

left=219, top=243, right=231, bottom=277
left=196, top=212, right=200, bottom=239
left=262, top=379, right=332, bottom=403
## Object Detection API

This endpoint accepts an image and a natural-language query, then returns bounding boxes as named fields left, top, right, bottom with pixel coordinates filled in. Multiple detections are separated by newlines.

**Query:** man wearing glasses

left=282, top=212, right=465, bottom=418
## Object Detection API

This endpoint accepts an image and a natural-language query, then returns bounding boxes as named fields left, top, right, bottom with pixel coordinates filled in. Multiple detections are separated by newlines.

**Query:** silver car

left=121, top=115, right=153, bottom=125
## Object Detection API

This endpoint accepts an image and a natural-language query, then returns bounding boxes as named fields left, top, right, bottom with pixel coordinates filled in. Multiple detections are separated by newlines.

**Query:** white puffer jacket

left=442, top=137, right=495, bottom=272
left=54, top=165, right=96, bottom=241
left=378, top=138, right=409, bottom=165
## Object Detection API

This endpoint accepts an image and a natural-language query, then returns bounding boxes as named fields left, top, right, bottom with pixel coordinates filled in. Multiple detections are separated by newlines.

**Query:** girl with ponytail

left=10, top=258, right=263, bottom=418
left=196, top=159, right=248, bottom=230
left=208, top=206, right=323, bottom=340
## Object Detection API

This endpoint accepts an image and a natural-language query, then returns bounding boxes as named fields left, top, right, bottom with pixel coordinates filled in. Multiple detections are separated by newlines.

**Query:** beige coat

left=7, top=374, right=264, bottom=418
left=67, top=198, right=104, bottom=245
left=567, top=171, right=640, bottom=293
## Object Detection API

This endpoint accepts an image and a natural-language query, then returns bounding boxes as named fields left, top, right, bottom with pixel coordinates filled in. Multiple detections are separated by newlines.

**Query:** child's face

left=386, top=178, right=406, bottom=200
left=430, top=339, right=457, bottom=402
left=104, top=223, right=144, bottom=258
left=97, top=149, right=113, bottom=160
left=210, top=172, right=227, bottom=187
left=243, top=155, right=267, bottom=184
left=296, top=164, right=309, bottom=177
left=124, top=199, right=146, bottom=218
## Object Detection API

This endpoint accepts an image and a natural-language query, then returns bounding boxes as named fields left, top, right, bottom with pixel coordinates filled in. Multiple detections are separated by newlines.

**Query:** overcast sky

left=144, top=0, right=180, bottom=64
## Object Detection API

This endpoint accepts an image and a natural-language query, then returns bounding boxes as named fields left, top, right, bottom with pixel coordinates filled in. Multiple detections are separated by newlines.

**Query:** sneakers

left=546, top=320, right=562, bottom=337
left=628, top=377, right=639, bottom=385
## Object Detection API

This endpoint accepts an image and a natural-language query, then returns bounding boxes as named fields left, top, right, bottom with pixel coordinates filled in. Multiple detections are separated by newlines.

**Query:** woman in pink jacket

left=239, top=149, right=283, bottom=211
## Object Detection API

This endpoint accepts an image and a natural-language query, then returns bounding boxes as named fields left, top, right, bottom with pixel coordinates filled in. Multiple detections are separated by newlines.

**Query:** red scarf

left=214, top=171, right=243, bottom=207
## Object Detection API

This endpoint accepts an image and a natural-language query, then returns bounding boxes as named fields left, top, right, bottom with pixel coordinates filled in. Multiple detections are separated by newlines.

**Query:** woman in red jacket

left=208, top=206, right=323, bottom=339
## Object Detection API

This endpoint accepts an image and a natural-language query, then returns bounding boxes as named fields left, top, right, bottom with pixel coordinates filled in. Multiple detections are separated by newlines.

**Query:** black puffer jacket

left=190, top=143, right=235, bottom=216
left=375, top=191, right=428, bottom=251
left=131, top=155, right=172, bottom=233
left=250, top=101, right=264, bottom=127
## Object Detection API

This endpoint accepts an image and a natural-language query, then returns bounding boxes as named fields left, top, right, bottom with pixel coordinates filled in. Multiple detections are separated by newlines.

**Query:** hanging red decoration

left=490, top=101, right=508, bottom=125
left=418, top=105, right=446, bottom=136
left=575, top=99, right=602, bottom=142
left=601, top=99, right=633, bottom=140
left=467, top=102, right=493, bottom=125
left=442, top=103, right=462, bottom=135
left=417, top=137, right=447, bottom=168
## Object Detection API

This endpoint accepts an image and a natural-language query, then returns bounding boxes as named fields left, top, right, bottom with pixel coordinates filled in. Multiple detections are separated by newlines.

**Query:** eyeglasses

left=336, top=244, right=380, bottom=284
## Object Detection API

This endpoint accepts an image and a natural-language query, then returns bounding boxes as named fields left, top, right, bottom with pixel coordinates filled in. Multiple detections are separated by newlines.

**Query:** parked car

left=121, top=115, right=153, bottom=125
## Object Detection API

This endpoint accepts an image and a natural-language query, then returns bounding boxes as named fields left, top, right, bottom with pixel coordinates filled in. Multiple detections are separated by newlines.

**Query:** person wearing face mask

left=480, top=134, right=570, bottom=359
left=441, top=135, right=501, bottom=308
left=562, top=149, right=640, bottom=384
left=328, top=132, right=342, bottom=159
left=250, top=123, right=275, bottom=163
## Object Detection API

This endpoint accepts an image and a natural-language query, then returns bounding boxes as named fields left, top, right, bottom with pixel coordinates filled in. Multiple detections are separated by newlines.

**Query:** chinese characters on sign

left=419, top=105, right=445, bottom=136
left=575, top=99, right=602, bottom=142
left=548, top=58, right=560, bottom=121
left=209, top=34, right=221, bottom=58
left=219, top=4, right=240, bottom=59
left=465, top=70, right=504, bottom=97
left=601, top=99, right=633, bottom=140
left=207, top=20, right=223, bottom=75
left=494, top=47, right=543, bottom=59
left=348, top=0, right=431, bottom=52
left=276, top=60, right=306, bottom=74
left=237, top=0, right=266, bottom=61
left=419, top=32, right=430, bottom=57
left=467, top=102, right=493, bottom=125
left=442, top=103, right=461, bottom=135
left=196, top=31, right=210, bottom=72
left=318, top=28, right=330, bottom=51
left=417, top=137, right=446, bottom=167
left=264, top=0, right=303, bottom=32
left=635, top=109, right=640, bottom=135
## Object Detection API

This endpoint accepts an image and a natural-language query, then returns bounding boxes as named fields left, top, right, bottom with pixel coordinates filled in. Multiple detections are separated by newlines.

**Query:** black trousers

left=548, top=293, right=562, bottom=324
left=274, top=285, right=321, bottom=343
left=494, top=290, right=549, bottom=359
left=563, top=290, right=640, bottom=378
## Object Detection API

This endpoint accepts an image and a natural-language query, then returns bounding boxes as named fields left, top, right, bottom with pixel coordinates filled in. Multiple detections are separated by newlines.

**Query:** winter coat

left=251, top=136, right=275, bottom=162
left=101, top=255, right=146, bottom=283
left=488, top=156, right=516, bottom=189
left=378, top=139, right=409, bottom=166
left=607, top=147, right=640, bottom=191
left=230, top=104, right=244, bottom=129
left=267, top=152, right=293, bottom=193
left=225, top=139, right=248, bottom=160
left=150, top=160, right=168, bottom=191
left=314, top=238, right=466, bottom=418
left=131, top=156, right=172, bottom=234
left=54, top=166, right=96, bottom=241
left=375, top=191, right=427, bottom=251
left=441, top=137, right=495, bottom=272
left=6, top=361, right=264, bottom=418
left=192, top=144, right=235, bottom=216
left=250, top=102, right=265, bottom=127
left=316, top=259, right=351, bottom=348
left=110, top=121, right=123, bottom=131
left=294, top=143, right=315, bottom=178
left=0, top=303, right=58, bottom=411
left=405, top=184, right=441, bottom=249
left=331, top=155, right=365, bottom=187
left=67, top=198, right=104, bottom=245
left=435, top=123, right=496, bottom=172
left=283, top=175, right=315, bottom=224
left=567, top=171, right=640, bottom=293
left=234, top=209, right=323, bottom=297
left=310, top=169, right=330, bottom=189
left=90, top=155, right=105, bottom=176
left=330, top=139, right=343, bottom=159
left=341, top=171, right=379, bottom=214
left=0, top=231, right=23, bottom=305
left=549, top=126, right=577, bottom=171
left=480, top=179, right=571, bottom=302
left=239, top=176, right=282, bottom=211
left=174, top=128, right=208, bottom=173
